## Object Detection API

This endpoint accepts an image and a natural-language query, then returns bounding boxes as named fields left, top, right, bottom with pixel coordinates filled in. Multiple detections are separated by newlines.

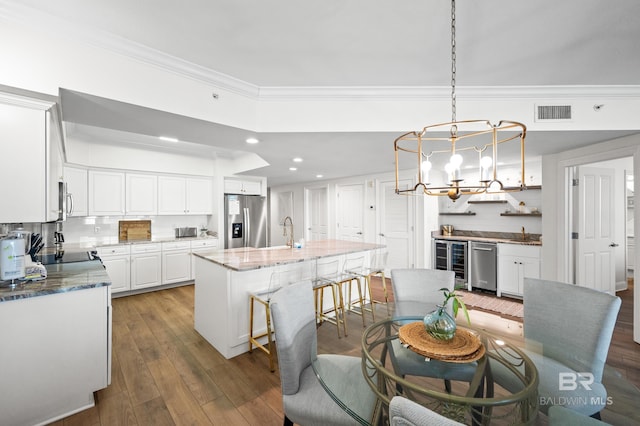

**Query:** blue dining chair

left=270, top=279, right=378, bottom=426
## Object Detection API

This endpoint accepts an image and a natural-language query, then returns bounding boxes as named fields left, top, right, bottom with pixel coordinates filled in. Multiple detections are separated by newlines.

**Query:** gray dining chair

left=270, top=279, right=377, bottom=426
left=389, top=396, right=464, bottom=426
left=491, top=278, right=621, bottom=418
left=389, top=269, right=477, bottom=392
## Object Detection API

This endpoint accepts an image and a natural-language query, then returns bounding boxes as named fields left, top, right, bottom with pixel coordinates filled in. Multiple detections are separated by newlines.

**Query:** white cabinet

left=0, top=98, right=61, bottom=223
left=158, top=176, right=213, bottom=215
left=130, top=243, right=162, bottom=290
left=497, top=244, right=541, bottom=297
left=0, top=285, right=110, bottom=426
left=190, top=238, right=218, bottom=279
left=224, top=178, right=262, bottom=195
left=89, top=170, right=125, bottom=216
left=162, top=241, right=192, bottom=284
left=64, top=167, right=88, bottom=217
left=97, top=245, right=131, bottom=293
left=186, top=177, right=213, bottom=214
left=126, top=173, right=157, bottom=215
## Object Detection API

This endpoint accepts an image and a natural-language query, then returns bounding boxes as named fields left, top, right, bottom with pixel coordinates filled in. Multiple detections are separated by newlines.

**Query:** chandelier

left=394, top=0, right=526, bottom=201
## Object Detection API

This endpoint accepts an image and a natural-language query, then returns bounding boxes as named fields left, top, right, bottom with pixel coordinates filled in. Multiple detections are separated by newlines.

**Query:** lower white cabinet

left=162, top=241, right=191, bottom=284
left=0, top=285, right=110, bottom=425
left=97, top=245, right=131, bottom=293
left=99, top=239, right=218, bottom=295
left=190, top=238, right=219, bottom=279
left=497, top=244, right=541, bottom=297
left=130, top=243, right=162, bottom=290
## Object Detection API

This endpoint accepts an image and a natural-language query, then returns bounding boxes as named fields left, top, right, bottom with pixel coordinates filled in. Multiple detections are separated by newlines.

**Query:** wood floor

left=52, top=279, right=639, bottom=426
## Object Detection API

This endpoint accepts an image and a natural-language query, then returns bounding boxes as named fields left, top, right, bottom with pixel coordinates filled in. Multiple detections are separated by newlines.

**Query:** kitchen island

left=0, top=260, right=111, bottom=426
left=193, top=239, right=384, bottom=359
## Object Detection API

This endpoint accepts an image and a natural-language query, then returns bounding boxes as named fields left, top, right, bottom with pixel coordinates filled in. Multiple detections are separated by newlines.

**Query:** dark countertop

left=0, top=260, right=111, bottom=303
left=432, top=231, right=542, bottom=246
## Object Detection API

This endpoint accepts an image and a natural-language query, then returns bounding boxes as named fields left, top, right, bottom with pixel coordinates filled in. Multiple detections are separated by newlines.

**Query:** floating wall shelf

left=500, top=212, right=542, bottom=217
left=439, top=212, right=476, bottom=216
left=468, top=200, right=508, bottom=204
left=502, top=185, right=542, bottom=191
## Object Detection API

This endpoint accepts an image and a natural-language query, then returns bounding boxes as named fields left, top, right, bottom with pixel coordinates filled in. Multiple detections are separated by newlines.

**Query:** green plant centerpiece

left=423, top=286, right=471, bottom=341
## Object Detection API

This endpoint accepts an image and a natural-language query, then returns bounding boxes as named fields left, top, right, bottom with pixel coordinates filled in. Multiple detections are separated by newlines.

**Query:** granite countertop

left=93, top=235, right=218, bottom=248
left=0, top=260, right=111, bottom=303
left=432, top=231, right=542, bottom=246
left=195, top=239, right=385, bottom=271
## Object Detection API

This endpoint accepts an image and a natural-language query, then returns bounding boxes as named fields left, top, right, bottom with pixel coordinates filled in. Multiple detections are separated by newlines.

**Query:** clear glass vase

left=423, top=304, right=457, bottom=341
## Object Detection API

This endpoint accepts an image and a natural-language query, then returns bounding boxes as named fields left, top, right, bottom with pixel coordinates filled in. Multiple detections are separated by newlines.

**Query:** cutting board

left=119, top=220, right=152, bottom=241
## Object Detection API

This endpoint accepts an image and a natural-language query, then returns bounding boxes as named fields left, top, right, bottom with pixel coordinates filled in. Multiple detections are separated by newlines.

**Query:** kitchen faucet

left=283, top=216, right=294, bottom=247
left=521, top=226, right=527, bottom=241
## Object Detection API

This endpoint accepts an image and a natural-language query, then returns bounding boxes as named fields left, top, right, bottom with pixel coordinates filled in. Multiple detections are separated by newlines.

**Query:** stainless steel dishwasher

left=469, top=241, right=497, bottom=291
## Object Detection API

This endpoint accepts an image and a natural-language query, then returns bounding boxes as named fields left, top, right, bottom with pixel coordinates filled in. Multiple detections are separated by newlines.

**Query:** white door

left=577, top=166, right=616, bottom=293
left=379, top=179, right=414, bottom=270
left=305, top=186, right=329, bottom=241
left=336, top=184, right=364, bottom=241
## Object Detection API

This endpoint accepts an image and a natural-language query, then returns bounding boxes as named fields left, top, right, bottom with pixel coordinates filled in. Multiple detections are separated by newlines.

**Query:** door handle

left=609, top=243, right=619, bottom=247
left=379, top=233, right=385, bottom=237
left=472, top=247, right=493, bottom=251
left=356, top=232, right=363, bottom=235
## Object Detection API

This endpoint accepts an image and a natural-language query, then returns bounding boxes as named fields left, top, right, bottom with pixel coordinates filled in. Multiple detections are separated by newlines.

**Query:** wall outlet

left=94, top=226, right=100, bottom=234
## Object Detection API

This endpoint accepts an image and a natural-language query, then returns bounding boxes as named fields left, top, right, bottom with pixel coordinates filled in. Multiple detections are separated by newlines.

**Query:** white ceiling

left=10, top=0, right=640, bottom=185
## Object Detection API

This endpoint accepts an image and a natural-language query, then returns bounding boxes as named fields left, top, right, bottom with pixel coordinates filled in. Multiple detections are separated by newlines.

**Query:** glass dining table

left=312, top=312, right=539, bottom=425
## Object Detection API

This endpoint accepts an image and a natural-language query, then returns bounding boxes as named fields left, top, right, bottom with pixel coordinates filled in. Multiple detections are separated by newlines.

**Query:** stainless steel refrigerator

left=224, top=194, right=268, bottom=249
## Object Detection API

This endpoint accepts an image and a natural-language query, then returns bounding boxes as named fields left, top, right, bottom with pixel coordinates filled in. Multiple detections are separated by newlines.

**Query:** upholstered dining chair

left=270, top=279, right=378, bottom=426
left=389, top=269, right=477, bottom=393
left=491, top=278, right=621, bottom=418
left=389, top=396, right=464, bottom=426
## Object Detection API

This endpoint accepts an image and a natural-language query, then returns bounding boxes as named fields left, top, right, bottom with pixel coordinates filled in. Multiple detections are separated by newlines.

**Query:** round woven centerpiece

left=398, top=321, right=485, bottom=363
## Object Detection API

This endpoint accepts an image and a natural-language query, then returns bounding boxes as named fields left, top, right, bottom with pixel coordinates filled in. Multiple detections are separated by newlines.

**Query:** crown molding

left=0, top=91, right=55, bottom=110
left=258, top=85, right=640, bottom=102
left=3, top=1, right=640, bottom=104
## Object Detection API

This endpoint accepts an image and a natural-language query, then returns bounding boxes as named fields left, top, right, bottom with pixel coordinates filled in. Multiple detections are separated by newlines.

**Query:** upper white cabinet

left=0, top=97, right=61, bottom=223
left=88, top=170, right=126, bottom=216
left=158, top=176, right=212, bottom=215
left=64, top=167, right=88, bottom=217
left=126, top=173, right=157, bottom=216
left=186, top=177, right=212, bottom=214
left=497, top=244, right=541, bottom=297
left=224, top=178, right=261, bottom=195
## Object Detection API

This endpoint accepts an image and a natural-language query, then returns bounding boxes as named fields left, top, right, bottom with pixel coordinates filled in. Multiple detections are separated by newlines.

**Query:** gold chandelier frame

left=394, top=119, right=527, bottom=200
left=394, top=0, right=527, bottom=201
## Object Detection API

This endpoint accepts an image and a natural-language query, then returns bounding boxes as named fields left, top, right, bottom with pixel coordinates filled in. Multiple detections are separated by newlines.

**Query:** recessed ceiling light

left=246, top=137, right=259, bottom=144
left=289, top=167, right=297, bottom=171
left=293, top=157, right=303, bottom=162
left=159, top=136, right=179, bottom=142
left=316, top=174, right=323, bottom=178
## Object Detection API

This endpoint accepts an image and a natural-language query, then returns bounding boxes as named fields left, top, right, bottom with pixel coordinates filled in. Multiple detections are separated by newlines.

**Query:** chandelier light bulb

left=421, top=160, right=432, bottom=183
left=450, top=154, right=463, bottom=167
left=480, top=156, right=493, bottom=182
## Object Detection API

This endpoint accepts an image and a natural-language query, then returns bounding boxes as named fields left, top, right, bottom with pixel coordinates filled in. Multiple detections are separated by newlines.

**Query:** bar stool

left=312, top=258, right=348, bottom=337
left=346, top=250, right=390, bottom=316
left=248, top=268, right=301, bottom=372
left=341, top=254, right=375, bottom=326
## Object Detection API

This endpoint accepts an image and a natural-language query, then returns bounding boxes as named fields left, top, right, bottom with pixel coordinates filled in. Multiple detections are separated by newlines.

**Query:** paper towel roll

left=1, top=238, right=25, bottom=280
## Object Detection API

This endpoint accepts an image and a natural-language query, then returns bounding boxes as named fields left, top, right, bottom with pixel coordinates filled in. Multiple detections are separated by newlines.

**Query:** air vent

left=535, top=105, right=572, bottom=121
